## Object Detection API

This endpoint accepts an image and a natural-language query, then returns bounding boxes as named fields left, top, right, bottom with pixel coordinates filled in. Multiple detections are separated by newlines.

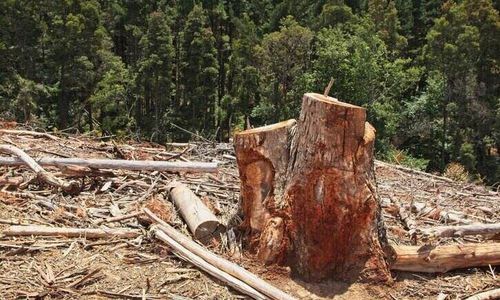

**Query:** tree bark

left=234, top=93, right=391, bottom=282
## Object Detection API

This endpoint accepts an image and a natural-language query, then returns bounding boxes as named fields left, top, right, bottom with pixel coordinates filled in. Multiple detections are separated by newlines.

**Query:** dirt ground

left=0, top=124, right=498, bottom=299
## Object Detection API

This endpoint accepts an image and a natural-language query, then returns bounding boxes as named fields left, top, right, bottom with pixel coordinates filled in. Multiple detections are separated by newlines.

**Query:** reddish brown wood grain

left=234, top=93, right=391, bottom=282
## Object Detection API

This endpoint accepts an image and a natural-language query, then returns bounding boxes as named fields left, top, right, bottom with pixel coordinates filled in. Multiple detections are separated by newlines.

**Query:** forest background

left=0, top=0, right=498, bottom=183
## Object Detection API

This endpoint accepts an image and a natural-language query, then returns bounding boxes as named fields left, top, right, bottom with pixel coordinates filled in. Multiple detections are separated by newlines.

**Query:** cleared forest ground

left=0, top=124, right=498, bottom=299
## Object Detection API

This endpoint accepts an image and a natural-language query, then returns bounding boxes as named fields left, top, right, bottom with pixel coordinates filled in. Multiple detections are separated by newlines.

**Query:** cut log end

left=195, top=221, right=226, bottom=244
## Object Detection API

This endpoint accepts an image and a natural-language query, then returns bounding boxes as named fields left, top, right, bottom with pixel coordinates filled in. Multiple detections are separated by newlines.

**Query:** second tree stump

left=234, top=93, right=391, bottom=282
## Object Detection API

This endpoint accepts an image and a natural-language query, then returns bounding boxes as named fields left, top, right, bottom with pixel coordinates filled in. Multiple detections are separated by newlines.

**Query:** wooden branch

left=419, top=223, right=500, bottom=239
left=165, top=142, right=191, bottom=147
left=390, top=243, right=500, bottom=273
left=394, top=199, right=417, bottom=244
left=0, top=175, right=25, bottom=187
left=323, top=77, right=335, bottom=97
left=0, top=129, right=59, bottom=140
left=57, top=165, right=115, bottom=178
left=409, top=201, right=476, bottom=225
left=464, top=288, right=500, bottom=300
left=0, top=145, right=80, bottom=194
left=0, top=156, right=218, bottom=173
left=96, top=211, right=145, bottom=225
left=3, top=225, right=140, bottom=239
left=144, top=208, right=296, bottom=300
left=169, top=182, right=225, bottom=244
left=375, top=160, right=454, bottom=183
left=153, top=228, right=267, bottom=300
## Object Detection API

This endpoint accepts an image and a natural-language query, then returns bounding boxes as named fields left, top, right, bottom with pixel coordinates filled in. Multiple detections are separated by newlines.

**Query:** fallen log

left=390, top=243, right=500, bottom=273
left=419, top=223, right=500, bottom=239
left=0, top=156, right=218, bottom=173
left=169, top=182, right=225, bottom=244
left=0, top=129, right=59, bottom=140
left=3, top=225, right=140, bottom=239
left=234, top=93, right=390, bottom=282
left=144, top=208, right=296, bottom=300
left=464, top=288, right=500, bottom=300
left=0, top=145, right=80, bottom=194
left=152, top=228, right=267, bottom=300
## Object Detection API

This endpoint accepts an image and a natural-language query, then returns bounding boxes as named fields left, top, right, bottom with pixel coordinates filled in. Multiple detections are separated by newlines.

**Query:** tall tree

left=179, top=4, right=219, bottom=137
left=136, top=10, right=174, bottom=139
left=309, top=19, right=420, bottom=151
left=227, top=13, right=261, bottom=132
left=256, top=16, right=313, bottom=122
left=423, top=0, right=499, bottom=181
left=89, top=46, right=132, bottom=136
left=318, top=0, right=357, bottom=29
left=44, top=0, right=108, bottom=129
left=368, top=0, right=407, bottom=52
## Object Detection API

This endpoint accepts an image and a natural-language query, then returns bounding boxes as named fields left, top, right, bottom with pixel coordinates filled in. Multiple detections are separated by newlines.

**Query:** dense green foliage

left=1, top=0, right=499, bottom=182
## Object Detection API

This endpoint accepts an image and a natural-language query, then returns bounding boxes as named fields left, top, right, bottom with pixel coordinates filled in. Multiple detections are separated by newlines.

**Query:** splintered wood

left=234, top=93, right=390, bottom=282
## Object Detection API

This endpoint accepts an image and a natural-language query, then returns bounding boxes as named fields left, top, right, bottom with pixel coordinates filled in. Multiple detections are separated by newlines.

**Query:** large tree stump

left=234, top=93, right=391, bottom=282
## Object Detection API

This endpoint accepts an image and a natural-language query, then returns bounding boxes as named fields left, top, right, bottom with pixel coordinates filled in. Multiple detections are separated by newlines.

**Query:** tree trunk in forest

left=234, top=93, right=391, bottom=283
left=59, top=64, right=69, bottom=129
left=86, top=102, right=93, bottom=132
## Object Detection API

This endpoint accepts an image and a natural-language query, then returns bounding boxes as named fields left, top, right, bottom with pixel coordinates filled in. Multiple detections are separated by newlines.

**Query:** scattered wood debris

left=0, top=123, right=498, bottom=299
